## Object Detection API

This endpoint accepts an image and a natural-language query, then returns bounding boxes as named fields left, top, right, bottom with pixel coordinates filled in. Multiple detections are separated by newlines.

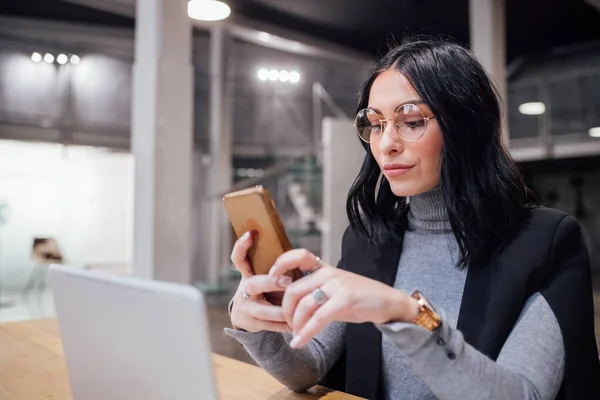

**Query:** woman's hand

left=229, top=232, right=294, bottom=333
left=269, top=249, right=420, bottom=348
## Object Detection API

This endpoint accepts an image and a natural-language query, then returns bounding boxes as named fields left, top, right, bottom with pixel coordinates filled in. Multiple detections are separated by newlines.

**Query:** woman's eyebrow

left=367, top=100, right=425, bottom=114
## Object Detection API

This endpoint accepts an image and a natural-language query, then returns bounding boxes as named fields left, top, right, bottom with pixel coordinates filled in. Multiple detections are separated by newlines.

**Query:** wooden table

left=0, top=319, right=362, bottom=400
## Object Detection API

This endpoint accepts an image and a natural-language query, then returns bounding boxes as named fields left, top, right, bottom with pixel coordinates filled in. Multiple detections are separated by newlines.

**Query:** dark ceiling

left=228, top=0, right=600, bottom=61
left=1, top=0, right=600, bottom=62
left=0, top=0, right=133, bottom=27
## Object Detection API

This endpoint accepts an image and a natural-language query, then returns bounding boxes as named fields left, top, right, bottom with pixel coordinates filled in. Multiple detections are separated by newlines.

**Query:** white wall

left=0, top=46, right=63, bottom=120
left=0, top=140, right=133, bottom=292
left=321, top=117, right=364, bottom=265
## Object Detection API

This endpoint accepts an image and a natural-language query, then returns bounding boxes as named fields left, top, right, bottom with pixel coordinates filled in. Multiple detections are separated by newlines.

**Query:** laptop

left=49, top=264, right=219, bottom=400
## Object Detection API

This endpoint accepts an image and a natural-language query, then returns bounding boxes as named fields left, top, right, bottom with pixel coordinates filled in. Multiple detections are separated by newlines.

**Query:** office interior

left=0, top=0, right=599, bottom=368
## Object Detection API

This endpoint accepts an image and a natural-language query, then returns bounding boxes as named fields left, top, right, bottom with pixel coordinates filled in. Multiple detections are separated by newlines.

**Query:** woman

left=225, top=39, right=600, bottom=400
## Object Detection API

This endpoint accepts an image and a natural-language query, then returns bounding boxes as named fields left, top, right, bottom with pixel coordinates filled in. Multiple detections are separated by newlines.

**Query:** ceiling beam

left=64, top=0, right=374, bottom=66
left=0, top=16, right=134, bottom=59
left=585, top=0, right=600, bottom=12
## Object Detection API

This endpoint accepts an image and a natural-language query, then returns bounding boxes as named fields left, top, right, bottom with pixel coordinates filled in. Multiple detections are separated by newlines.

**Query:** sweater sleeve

left=224, top=320, right=346, bottom=392
left=376, top=292, right=564, bottom=400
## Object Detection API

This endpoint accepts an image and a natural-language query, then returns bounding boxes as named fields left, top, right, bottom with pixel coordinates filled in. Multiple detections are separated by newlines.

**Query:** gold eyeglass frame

left=353, top=103, right=436, bottom=143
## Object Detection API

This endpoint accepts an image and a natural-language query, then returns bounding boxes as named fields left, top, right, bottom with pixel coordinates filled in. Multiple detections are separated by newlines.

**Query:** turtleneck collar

left=407, top=185, right=451, bottom=232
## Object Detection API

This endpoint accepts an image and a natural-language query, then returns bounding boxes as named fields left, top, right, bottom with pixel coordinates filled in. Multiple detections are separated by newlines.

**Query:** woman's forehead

left=368, top=70, right=422, bottom=111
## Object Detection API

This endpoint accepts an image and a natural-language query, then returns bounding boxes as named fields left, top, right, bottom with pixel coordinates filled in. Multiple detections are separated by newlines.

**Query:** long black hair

left=347, top=38, right=534, bottom=268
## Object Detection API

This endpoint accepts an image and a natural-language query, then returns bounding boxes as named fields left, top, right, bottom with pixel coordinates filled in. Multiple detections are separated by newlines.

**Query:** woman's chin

left=388, top=180, right=438, bottom=197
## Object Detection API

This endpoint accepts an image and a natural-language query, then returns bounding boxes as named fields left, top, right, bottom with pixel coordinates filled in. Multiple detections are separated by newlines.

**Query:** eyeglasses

left=354, top=103, right=436, bottom=143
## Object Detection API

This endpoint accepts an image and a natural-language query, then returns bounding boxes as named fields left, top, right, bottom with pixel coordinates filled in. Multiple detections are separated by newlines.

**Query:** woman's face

left=367, top=70, right=443, bottom=197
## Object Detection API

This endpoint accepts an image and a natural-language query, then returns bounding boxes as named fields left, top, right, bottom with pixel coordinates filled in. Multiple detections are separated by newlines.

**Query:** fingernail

left=241, top=232, right=250, bottom=242
left=278, top=276, right=292, bottom=287
left=268, top=265, right=277, bottom=277
left=289, top=335, right=301, bottom=349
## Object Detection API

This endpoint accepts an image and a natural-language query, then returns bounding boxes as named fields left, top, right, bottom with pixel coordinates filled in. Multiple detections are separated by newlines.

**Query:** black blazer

left=321, top=207, right=600, bottom=400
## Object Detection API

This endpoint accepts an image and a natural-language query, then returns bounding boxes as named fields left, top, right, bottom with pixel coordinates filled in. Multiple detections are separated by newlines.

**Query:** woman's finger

left=247, top=301, right=288, bottom=322
left=290, top=298, right=343, bottom=349
left=230, top=231, right=255, bottom=278
left=291, top=292, right=321, bottom=335
left=270, top=249, right=326, bottom=280
left=243, top=274, right=293, bottom=297
left=281, top=268, right=331, bottom=326
left=252, top=320, right=292, bottom=333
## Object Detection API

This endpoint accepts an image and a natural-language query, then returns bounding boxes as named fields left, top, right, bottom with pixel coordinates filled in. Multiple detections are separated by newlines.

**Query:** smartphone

left=223, top=186, right=302, bottom=282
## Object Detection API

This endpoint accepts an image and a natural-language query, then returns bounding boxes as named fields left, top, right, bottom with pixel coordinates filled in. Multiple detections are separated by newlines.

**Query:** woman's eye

left=371, top=125, right=382, bottom=134
left=405, top=119, right=425, bottom=129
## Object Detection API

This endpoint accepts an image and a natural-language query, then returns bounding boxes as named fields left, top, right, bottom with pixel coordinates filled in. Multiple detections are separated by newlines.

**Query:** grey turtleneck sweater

left=225, top=187, right=565, bottom=400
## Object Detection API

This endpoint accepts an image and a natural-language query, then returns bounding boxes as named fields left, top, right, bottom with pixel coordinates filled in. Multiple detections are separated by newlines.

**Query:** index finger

left=270, top=249, right=324, bottom=280
left=290, top=299, right=342, bottom=349
left=230, top=231, right=255, bottom=278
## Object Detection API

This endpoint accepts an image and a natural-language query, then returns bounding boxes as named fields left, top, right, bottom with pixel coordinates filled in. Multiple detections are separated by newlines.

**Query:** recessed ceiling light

left=289, top=71, right=300, bottom=83
left=31, top=52, right=42, bottom=62
left=589, top=127, right=600, bottom=138
left=258, top=32, right=270, bottom=42
left=43, top=53, right=54, bottom=64
left=70, top=55, right=80, bottom=65
left=268, top=69, right=279, bottom=81
left=278, top=70, right=289, bottom=82
left=57, top=54, right=68, bottom=65
left=518, top=102, right=545, bottom=115
left=188, top=0, right=231, bottom=22
left=257, top=69, right=269, bottom=81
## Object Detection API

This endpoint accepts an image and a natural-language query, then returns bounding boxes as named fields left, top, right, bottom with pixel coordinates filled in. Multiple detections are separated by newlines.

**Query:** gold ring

left=309, top=256, right=324, bottom=273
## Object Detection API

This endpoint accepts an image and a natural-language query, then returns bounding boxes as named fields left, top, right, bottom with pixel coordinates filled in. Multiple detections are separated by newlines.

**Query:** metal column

left=131, top=0, right=194, bottom=283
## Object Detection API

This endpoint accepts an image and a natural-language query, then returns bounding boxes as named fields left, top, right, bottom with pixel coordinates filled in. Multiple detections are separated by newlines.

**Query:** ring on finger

left=242, top=280, right=251, bottom=299
left=308, top=256, right=324, bottom=274
left=312, top=288, right=328, bottom=305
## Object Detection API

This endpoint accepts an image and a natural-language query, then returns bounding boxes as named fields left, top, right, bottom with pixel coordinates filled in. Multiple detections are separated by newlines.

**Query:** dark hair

left=346, top=39, right=533, bottom=268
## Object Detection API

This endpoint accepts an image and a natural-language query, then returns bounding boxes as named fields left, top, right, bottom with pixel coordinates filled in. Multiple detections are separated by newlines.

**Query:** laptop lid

left=49, top=264, right=218, bottom=400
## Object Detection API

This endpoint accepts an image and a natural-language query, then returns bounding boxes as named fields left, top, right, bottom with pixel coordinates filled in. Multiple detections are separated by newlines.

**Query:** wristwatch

left=411, top=290, right=442, bottom=331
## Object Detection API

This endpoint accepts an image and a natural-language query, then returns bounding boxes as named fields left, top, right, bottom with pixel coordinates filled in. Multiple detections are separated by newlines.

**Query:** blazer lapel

left=456, top=262, right=489, bottom=354
left=345, top=233, right=402, bottom=399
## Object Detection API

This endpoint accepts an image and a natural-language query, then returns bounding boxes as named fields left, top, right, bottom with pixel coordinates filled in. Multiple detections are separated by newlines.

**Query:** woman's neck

left=407, top=185, right=451, bottom=232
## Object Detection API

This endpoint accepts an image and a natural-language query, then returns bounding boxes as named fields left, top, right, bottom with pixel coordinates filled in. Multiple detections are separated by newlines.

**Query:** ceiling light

left=589, top=127, right=600, bottom=138
left=257, top=68, right=269, bottom=81
left=289, top=71, right=300, bottom=83
left=518, top=102, right=545, bottom=115
left=70, top=55, right=80, bottom=65
left=256, top=68, right=300, bottom=85
left=188, top=0, right=231, bottom=21
left=258, top=32, right=270, bottom=42
left=31, top=52, right=42, bottom=63
left=43, top=53, right=54, bottom=64
left=278, top=70, right=289, bottom=82
left=57, top=54, right=68, bottom=65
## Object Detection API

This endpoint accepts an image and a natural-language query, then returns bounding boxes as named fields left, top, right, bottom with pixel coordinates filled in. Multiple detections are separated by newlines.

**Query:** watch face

left=412, top=290, right=442, bottom=331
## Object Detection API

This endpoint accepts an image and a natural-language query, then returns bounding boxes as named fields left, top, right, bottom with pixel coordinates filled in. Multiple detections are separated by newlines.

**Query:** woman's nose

left=378, top=121, right=403, bottom=155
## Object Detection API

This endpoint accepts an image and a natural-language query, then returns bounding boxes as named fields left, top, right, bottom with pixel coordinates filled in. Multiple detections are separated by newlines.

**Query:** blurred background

left=0, top=0, right=598, bottom=362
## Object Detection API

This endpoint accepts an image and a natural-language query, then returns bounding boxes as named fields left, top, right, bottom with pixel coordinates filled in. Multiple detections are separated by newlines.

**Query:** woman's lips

left=383, top=164, right=414, bottom=177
